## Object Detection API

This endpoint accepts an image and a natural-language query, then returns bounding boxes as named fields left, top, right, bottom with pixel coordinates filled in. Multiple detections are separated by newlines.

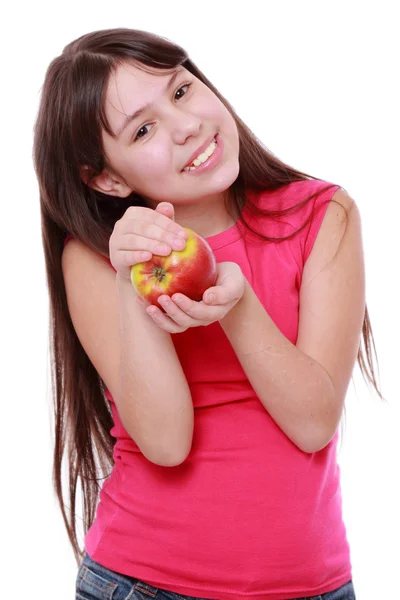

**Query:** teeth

left=183, top=138, right=217, bottom=171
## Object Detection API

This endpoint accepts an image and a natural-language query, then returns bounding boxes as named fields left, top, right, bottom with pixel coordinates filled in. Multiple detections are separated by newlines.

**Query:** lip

left=182, top=134, right=218, bottom=170
left=182, top=134, right=223, bottom=175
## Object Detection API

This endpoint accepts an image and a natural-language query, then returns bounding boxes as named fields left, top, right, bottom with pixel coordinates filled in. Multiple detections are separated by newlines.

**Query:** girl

left=33, top=27, right=382, bottom=600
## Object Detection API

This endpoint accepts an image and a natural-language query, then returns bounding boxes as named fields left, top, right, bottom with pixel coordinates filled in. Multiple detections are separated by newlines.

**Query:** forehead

left=105, top=62, right=184, bottom=129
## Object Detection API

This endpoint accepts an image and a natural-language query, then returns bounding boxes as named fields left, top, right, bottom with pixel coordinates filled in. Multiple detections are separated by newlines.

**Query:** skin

left=86, top=60, right=246, bottom=327
left=79, top=62, right=365, bottom=453
left=88, top=61, right=241, bottom=238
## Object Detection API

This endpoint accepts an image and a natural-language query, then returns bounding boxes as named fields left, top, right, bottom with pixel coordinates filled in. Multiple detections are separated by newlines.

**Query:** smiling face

left=98, top=61, right=240, bottom=212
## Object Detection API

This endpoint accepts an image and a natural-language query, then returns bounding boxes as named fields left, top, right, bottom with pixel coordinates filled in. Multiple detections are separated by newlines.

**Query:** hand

left=109, top=202, right=188, bottom=281
left=136, top=262, right=246, bottom=333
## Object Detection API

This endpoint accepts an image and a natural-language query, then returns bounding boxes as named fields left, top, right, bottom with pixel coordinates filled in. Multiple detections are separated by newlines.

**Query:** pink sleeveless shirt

left=67, top=179, right=352, bottom=599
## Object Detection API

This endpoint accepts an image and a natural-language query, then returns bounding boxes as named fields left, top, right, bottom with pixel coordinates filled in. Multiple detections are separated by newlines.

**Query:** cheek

left=121, top=145, right=172, bottom=180
left=145, top=145, right=171, bottom=173
left=207, top=97, right=239, bottom=146
left=221, top=105, right=238, bottom=134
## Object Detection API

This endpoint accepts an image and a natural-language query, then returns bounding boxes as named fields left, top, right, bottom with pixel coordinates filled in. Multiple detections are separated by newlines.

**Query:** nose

left=168, top=109, right=202, bottom=145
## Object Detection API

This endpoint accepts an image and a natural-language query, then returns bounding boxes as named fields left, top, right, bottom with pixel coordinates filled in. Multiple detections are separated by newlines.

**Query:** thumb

left=203, top=284, right=229, bottom=306
left=155, top=201, right=175, bottom=222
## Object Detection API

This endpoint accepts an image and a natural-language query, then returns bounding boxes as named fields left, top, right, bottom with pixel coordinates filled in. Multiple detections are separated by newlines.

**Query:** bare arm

left=219, top=189, right=365, bottom=453
left=62, top=240, right=193, bottom=466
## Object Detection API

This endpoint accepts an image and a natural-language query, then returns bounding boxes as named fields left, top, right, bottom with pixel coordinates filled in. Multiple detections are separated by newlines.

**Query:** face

left=99, top=62, right=240, bottom=210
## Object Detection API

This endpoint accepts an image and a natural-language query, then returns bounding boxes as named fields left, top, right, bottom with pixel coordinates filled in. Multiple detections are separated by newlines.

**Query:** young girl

left=33, top=27, right=382, bottom=600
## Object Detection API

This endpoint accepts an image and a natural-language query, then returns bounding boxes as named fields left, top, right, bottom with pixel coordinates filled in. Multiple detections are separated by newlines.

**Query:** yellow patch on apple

left=131, top=227, right=217, bottom=310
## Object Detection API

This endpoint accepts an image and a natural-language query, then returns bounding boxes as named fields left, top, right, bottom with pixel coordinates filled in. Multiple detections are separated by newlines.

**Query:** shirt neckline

left=204, top=191, right=256, bottom=251
left=205, top=219, right=244, bottom=250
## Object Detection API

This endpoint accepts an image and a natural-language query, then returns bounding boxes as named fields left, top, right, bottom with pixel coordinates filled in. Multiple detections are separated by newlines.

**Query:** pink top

left=67, top=179, right=352, bottom=599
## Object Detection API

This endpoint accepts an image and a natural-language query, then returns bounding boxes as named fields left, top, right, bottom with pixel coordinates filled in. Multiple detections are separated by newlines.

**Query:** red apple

left=131, top=227, right=217, bottom=308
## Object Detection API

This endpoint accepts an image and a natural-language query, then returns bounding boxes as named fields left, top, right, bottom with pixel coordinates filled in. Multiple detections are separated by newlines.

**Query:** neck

left=174, top=192, right=237, bottom=238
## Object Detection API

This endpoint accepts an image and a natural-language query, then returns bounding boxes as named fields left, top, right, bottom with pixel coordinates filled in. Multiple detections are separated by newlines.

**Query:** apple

left=131, top=227, right=218, bottom=308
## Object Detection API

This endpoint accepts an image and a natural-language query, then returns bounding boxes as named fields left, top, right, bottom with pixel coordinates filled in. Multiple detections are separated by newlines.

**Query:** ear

left=80, top=166, right=133, bottom=198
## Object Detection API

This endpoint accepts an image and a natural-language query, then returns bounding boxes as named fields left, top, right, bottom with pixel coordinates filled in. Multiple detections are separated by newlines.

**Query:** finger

left=171, top=294, right=218, bottom=321
left=155, top=201, right=175, bottom=222
left=117, top=232, right=175, bottom=256
left=120, top=225, right=187, bottom=253
left=146, top=304, right=187, bottom=334
left=115, top=250, right=153, bottom=268
left=203, top=284, right=239, bottom=306
left=123, top=206, right=186, bottom=238
left=157, top=295, right=197, bottom=327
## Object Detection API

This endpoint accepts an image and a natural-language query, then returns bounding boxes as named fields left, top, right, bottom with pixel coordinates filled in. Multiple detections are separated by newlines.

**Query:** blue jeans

left=76, top=552, right=356, bottom=600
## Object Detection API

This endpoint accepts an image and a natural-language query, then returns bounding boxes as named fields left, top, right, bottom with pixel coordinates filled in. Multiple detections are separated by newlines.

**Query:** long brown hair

left=33, top=28, right=383, bottom=564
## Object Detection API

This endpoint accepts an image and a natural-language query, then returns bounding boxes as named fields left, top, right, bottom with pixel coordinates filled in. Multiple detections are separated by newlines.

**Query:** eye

left=135, top=123, right=152, bottom=140
left=174, top=82, right=192, bottom=101
left=133, top=82, right=193, bottom=141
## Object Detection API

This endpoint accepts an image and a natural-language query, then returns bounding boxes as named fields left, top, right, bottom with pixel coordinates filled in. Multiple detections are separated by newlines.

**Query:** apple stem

left=153, top=266, right=166, bottom=283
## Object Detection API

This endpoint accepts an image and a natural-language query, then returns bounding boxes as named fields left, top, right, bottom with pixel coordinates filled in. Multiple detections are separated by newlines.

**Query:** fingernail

left=178, top=229, right=187, bottom=238
left=173, top=237, right=186, bottom=250
left=206, top=293, right=215, bottom=303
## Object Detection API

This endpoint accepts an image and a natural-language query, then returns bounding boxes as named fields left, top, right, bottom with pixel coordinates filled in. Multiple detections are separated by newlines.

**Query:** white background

left=1, top=1, right=399, bottom=598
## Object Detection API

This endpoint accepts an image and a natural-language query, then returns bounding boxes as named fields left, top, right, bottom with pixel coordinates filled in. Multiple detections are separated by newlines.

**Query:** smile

left=183, top=137, right=218, bottom=172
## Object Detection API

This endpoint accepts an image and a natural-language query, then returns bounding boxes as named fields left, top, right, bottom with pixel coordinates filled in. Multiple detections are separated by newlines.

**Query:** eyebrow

left=115, top=69, right=184, bottom=138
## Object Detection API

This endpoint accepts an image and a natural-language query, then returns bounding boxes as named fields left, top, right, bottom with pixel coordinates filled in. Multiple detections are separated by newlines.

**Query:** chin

left=210, top=157, right=240, bottom=190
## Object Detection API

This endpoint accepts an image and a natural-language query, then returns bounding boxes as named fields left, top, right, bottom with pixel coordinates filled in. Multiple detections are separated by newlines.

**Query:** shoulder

left=328, top=186, right=356, bottom=212
left=61, top=238, right=121, bottom=397
left=62, top=238, right=117, bottom=330
left=62, top=236, right=92, bottom=265
left=302, top=187, right=361, bottom=285
left=62, top=238, right=117, bottom=323
left=316, top=187, right=359, bottom=249
left=62, top=237, right=114, bottom=277
left=293, top=181, right=351, bottom=264
left=244, top=180, right=346, bottom=259
left=320, top=187, right=358, bottom=232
